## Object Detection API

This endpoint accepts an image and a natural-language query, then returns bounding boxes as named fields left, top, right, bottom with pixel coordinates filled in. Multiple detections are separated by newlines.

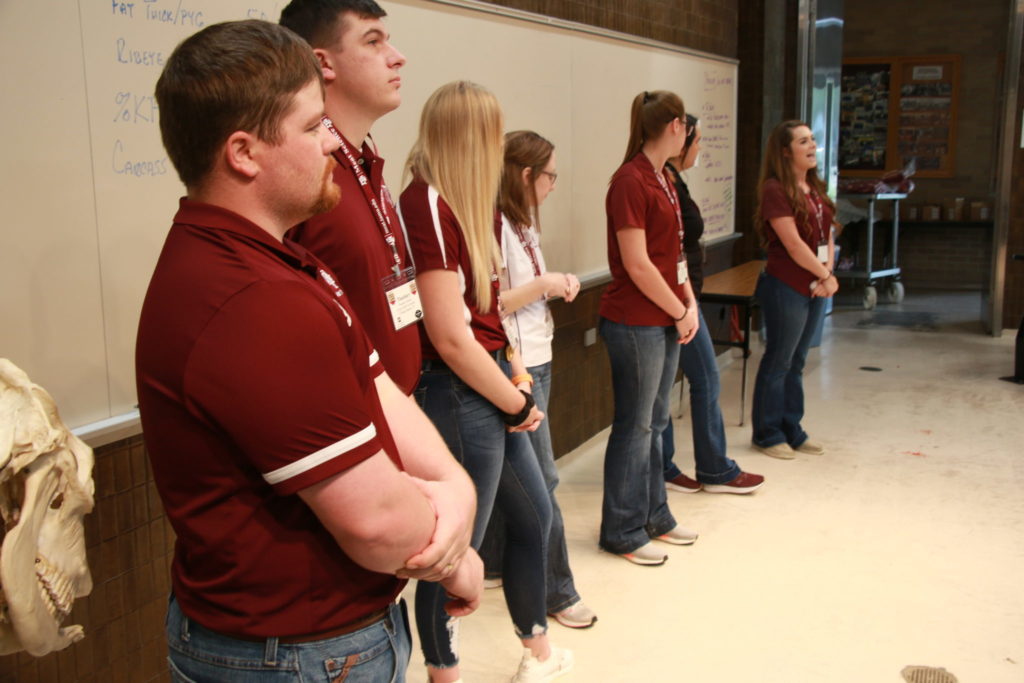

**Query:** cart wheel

left=863, top=286, right=878, bottom=310
left=888, top=281, right=905, bottom=303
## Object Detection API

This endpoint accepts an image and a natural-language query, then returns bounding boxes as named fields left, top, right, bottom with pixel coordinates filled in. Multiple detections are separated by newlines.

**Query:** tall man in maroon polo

left=136, top=20, right=479, bottom=681
left=280, top=0, right=422, bottom=395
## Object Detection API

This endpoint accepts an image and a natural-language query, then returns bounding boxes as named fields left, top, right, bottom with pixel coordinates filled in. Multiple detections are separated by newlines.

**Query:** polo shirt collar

left=173, top=198, right=320, bottom=276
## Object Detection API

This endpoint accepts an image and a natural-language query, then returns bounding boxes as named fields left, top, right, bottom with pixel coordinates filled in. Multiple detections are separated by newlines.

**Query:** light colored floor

left=403, top=292, right=1024, bottom=683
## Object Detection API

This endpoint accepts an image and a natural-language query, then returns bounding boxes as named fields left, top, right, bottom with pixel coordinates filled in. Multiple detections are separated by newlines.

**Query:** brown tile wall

left=842, top=0, right=1010, bottom=208
left=485, top=0, right=738, bottom=58
left=889, top=224, right=992, bottom=291
left=0, top=436, right=173, bottom=683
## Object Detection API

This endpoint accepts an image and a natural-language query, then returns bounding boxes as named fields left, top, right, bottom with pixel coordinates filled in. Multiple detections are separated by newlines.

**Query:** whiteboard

left=0, top=0, right=737, bottom=431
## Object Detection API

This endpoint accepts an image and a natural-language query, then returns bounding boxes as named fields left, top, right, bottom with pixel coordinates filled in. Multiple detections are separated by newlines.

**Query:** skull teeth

left=34, top=555, right=73, bottom=621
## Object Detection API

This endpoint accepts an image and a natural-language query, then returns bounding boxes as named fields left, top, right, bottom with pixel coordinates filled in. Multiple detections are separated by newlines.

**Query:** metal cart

left=836, top=192, right=907, bottom=309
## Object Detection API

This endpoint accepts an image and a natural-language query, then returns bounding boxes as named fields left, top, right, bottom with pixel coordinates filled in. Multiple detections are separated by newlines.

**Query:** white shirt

left=499, top=213, right=553, bottom=367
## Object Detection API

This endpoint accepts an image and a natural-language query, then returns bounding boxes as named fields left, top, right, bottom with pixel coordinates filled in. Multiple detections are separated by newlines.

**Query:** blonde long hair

left=406, top=81, right=504, bottom=311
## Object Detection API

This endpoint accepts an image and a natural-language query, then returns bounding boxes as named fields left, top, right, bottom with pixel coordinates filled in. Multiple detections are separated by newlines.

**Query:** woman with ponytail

left=399, top=82, right=572, bottom=683
left=751, top=120, right=838, bottom=459
left=598, top=90, right=701, bottom=567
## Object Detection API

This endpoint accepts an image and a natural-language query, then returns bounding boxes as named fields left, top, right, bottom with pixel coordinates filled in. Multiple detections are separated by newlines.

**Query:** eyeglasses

left=539, top=170, right=558, bottom=183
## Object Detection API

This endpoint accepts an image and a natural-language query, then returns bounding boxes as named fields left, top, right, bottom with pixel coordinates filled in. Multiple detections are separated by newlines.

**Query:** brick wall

left=841, top=0, right=1012, bottom=310
left=843, top=0, right=1010, bottom=210
left=486, top=0, right=738, bottom=57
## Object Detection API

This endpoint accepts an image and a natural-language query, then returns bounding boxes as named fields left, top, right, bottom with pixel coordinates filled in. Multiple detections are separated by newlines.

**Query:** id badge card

left=677, top=258, right=689, bottom=285
left=382, top=267, right=423, bottom=331
left=817, top=244, right=828, bottom=263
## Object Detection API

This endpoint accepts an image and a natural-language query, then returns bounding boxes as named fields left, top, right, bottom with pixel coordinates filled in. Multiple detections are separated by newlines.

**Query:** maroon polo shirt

left=289, top=137, right=421, bottom=394
left=399, top=178, right=506, bottom=357
left=760, top=178, right=834, bottom=296
left=136, top=199, right=404, bottom=639
left=600, top=152, right=687, bottom=326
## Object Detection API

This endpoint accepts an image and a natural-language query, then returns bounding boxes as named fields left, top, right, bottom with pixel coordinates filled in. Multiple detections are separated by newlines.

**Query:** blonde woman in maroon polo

left=598, top=90, right=702, bottom=566
left=400, top=82, right=572, bottom=683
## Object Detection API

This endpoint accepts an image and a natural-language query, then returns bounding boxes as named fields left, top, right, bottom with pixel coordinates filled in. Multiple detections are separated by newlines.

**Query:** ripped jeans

left=414, top=356, right=552, bottom=669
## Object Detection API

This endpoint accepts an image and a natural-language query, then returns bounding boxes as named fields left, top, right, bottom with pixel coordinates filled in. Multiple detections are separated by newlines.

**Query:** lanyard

left=653, top=165, right=685, bottom=254
left=322, top=116, right=403, bottom=276
left=512, top=223, right=542, bottom=278
left=808, top=191, right=825, bottom=245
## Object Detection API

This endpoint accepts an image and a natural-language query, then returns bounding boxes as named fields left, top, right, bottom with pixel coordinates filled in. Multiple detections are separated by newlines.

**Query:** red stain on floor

left=901, top=450, right=927, bottom=457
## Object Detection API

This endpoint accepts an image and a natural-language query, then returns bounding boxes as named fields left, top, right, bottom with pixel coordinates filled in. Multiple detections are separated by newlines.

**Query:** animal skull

left=0, top=359, right=94, bottom=656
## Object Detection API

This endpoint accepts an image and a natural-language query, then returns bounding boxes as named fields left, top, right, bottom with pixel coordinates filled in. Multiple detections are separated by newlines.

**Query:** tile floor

left=403, top=292, right=1024, bottom=682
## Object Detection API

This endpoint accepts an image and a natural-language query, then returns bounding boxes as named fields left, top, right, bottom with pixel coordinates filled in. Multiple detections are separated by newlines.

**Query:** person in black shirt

left=661, top=114, right=765, bottom=495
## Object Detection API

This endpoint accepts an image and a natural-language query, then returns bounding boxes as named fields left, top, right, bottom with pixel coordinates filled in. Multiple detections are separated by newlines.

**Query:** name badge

left=677, top=259, right=689, bottom=285
left=382, top=267, right=423, bottom=331
left=817, top=244, right=828, bottom=263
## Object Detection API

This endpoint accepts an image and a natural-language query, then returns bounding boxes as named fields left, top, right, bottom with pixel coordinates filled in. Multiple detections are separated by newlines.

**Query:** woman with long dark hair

left=399, top=82, right=572, bottom=683
left=661, top=114, right=765, bottom=494
left=751, top=120, right=838, bottom=459
left=598, top=90, right=701, bottom=567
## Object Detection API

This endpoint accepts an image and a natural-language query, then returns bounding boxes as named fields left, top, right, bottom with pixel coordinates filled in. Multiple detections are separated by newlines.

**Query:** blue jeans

left=751, top=272, right=827, bottom=448
left=662, top=309, right=741, bottom=484
left=413, top=357, right=552, bottom=669
left=479, top=362, right=581, bottom=613
left=598, top=318, right=678, bottom=554
left=166, top=594, right=410, bottom=682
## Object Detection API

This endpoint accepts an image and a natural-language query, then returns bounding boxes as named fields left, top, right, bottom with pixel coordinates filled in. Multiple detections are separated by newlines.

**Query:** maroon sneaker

left=702, top=471, right=764, bottom=494
left=665, top=473, right=702, bottom=493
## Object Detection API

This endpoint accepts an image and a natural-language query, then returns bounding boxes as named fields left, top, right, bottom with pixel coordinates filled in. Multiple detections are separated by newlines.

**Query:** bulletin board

left=839, top=55, right=960, bottom=178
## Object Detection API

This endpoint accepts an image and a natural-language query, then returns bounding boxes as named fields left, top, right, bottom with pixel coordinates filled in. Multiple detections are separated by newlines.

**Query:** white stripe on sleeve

left=263, top=424, right=377, bottom=485
left=427, top=186, right=447, bottom=269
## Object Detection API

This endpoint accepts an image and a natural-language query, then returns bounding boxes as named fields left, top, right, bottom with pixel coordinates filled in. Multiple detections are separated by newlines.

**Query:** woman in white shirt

left=480, top=130, right=595, bottom=629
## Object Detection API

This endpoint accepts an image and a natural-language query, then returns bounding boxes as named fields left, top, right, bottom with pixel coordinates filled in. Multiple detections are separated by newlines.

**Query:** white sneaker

left=550, top=601, right=597, bottom=629
left=511, top=645, right=574, bottom=682
left=753, top=442, right=796, bottom=459
left=795, top=438, right=826, bottom=455
left=654, top=524, right=699, bottom=545
left=617, top=541, right=668, bottom=566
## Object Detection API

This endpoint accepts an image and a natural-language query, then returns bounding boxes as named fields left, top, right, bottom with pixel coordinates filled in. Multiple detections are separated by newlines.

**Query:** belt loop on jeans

left=180, top=612, right=191, bottom=643
left=264, top=637, right=279, bottom=666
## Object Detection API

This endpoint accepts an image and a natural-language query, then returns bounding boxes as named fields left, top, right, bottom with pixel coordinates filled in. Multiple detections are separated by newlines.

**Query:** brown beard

left=311, top=156, right=341, bottom=215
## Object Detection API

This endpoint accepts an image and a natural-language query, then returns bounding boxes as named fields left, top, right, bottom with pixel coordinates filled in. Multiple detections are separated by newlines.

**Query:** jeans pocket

left=321, top=632, right=397, bottom=682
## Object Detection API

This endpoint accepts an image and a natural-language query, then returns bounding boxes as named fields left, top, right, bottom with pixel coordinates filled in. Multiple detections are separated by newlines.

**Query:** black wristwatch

left=501, top=390, right=535, bottom=426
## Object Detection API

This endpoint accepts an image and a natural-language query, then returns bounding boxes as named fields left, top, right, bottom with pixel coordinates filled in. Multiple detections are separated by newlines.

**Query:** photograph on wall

left=839, top=63, right=890, bottom=171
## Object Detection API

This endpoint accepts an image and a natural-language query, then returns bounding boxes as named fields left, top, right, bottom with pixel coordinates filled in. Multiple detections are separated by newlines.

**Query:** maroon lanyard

left=322, top=116, right=403, bottom=276
left=653, top=166, right=685, bottom=253
left=808, top=191, right=825, bottom=244
left=512, top=222, right=542, bottom=278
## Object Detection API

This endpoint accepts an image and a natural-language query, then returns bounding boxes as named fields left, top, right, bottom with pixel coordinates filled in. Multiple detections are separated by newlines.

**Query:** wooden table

left=698, top=260, right=766, bottom=426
